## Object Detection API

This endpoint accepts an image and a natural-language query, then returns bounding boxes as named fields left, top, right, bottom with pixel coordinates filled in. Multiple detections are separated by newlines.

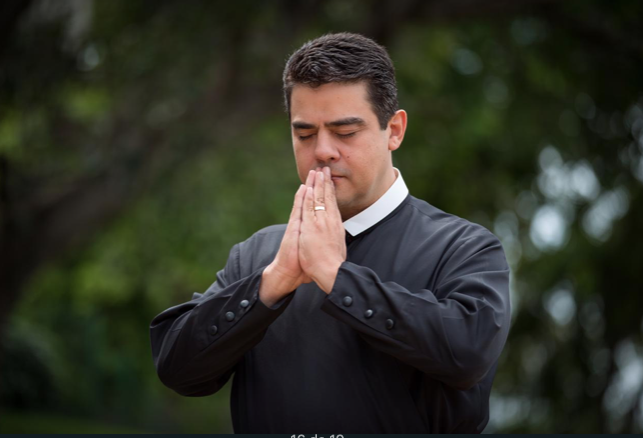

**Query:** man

left=150, top=32, right=511, bottom=433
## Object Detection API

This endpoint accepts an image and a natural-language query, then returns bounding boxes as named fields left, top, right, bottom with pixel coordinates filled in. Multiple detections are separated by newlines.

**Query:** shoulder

left=243, top=224, right=287, bottom=245
left=400, top=195, right=508, bottom=276
left=238, top=223, right=287, bottom=252
left=234, top=224, right=287, bottom=274
left=403, top=195, right=497, bottom=242
left=398, top=196, right=504, bottom=267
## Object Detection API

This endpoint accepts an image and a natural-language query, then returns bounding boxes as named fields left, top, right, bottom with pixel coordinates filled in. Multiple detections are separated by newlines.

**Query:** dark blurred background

left=1, top=0, right=642, bottom=433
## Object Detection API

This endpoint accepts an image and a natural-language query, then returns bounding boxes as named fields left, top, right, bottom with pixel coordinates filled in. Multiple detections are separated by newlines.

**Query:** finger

left=313, top=171, right=326, bottom=216
left=323, top=166, right=339, bottom=216
left=287, top=185, right=306, bottom=231
left=289, top=184, right=305, bottom=221
left=303, top=186, right=315, bottom=223
left=305, top=170, right=315, bottom=188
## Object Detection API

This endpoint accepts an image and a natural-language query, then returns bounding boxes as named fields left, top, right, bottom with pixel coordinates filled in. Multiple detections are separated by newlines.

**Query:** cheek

left=294, top=149, right=311, bottom=170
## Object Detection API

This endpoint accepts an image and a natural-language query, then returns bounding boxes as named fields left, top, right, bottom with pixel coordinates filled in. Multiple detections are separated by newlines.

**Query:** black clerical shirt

left=150, top=192, right=511, bottom=433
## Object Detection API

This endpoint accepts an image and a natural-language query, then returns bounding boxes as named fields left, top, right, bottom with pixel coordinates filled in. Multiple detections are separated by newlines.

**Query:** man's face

left=290, top=81, right=404, bottom=220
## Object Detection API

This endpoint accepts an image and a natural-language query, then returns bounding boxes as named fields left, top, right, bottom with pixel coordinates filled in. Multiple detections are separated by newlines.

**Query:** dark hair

left=283, top=32, right=398, bottom=130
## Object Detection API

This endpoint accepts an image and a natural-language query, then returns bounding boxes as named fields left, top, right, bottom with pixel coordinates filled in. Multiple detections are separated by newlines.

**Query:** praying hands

left=259, top=167, right=347, bottom=307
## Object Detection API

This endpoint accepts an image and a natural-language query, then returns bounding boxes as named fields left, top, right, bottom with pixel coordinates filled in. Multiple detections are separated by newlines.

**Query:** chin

left=335, top=195, right=356, bottom=211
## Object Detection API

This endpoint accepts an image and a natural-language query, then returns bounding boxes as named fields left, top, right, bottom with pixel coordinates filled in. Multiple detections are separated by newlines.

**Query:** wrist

left=313, top=258, right=343, bottom=294
left=259, top=263, right=296, bottom=307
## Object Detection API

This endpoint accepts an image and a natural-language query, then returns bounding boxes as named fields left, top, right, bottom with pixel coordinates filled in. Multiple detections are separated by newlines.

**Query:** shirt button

left=364, top=309, right=374, bottom=318
left=385, top=319, right=395, bottom=330
left=225, top=311, right=235, bottom=321
left=240, top=300, right=250, bottom=308
left=342, top=296, right=353, bottom=307
left=209, top=325, right=218, bottom=335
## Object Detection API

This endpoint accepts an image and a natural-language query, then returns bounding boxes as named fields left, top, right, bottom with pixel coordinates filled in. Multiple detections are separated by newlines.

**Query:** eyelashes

left=298, top=132, right=356, bottom=141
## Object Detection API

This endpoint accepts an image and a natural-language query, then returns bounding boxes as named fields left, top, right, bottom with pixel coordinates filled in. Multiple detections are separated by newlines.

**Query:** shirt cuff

left=321, top=261, right=402, bottom=337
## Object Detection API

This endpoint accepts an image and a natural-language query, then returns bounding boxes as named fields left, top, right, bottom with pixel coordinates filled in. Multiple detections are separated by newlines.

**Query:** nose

left=313, top=131, right=340, bottom=164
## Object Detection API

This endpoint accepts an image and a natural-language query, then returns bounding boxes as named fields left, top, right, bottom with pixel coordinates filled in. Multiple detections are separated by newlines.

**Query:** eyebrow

left=326, top=117, right=366, bottom=128
left=292, top=117, right=366, bottom=130
left=292, top=121, right=316, bottom=130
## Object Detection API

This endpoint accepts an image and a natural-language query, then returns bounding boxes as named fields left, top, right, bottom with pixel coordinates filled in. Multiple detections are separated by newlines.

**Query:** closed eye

left=298, top=132, right=356, bottom=140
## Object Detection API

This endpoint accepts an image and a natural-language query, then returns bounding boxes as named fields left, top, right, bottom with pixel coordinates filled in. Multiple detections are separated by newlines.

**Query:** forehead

left=290, top=82, right=376, bottom=124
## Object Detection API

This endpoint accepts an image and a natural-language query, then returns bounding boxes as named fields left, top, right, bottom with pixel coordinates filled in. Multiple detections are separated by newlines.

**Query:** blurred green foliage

left=1, top=0, right=642, bottom=433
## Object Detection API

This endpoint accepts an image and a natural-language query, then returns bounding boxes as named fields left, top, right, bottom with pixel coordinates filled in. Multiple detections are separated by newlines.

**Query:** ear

left=387, top=110, right=407, bottom=152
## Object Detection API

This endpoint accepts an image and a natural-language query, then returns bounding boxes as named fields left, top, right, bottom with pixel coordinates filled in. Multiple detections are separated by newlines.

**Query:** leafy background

left=1, top=0, right=642, bottom=433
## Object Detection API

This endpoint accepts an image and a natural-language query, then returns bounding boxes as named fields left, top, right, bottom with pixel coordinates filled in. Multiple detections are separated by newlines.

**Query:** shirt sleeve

left=320, top=231, right=511, bottom=391
left=149, top=243, right=294, bottom=396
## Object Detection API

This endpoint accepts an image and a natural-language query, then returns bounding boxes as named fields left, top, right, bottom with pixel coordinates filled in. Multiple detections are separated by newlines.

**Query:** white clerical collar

left=344, top=167, right=409, bottom=237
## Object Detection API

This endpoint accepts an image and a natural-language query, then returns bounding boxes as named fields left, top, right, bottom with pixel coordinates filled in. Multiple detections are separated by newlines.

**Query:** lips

left=313, top=167, right=345, bottom=182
